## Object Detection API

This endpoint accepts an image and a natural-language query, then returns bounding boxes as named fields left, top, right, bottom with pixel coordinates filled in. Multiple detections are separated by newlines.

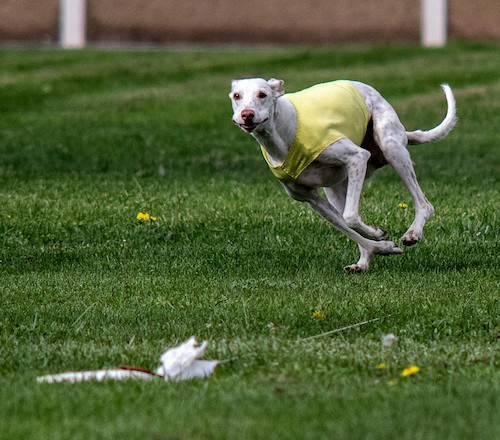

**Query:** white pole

left=60, top=0, right=86, bottom=48
left=421, top=0, right=447, bottom=47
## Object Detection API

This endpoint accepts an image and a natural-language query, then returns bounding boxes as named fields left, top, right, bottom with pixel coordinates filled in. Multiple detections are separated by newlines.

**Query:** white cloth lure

left=36, top=336, right=219, bottom=384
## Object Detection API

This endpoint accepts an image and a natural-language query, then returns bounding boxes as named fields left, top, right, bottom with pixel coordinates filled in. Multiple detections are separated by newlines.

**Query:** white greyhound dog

left=229, top=78, right=456, bottom=272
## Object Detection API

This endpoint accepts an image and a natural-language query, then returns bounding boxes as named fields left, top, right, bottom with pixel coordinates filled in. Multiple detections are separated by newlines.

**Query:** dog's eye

left=233, top=93, right=241, bottom=100
left=258, top=92, right=268, bottom=99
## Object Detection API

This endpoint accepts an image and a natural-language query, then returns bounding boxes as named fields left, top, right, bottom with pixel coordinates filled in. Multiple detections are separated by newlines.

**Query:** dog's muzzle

left=234, top=115, right=268, bottom=133
left=235, top=109, right=268, bottom=133
left=238, top=122, right=258, bottom=132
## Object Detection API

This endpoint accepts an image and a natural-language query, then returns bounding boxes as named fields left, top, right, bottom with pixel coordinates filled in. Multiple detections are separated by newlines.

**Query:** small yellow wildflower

left=376, top=363, right=387, bottom=370
left=401, top=365, right=420, bottom=377
left=137, top=212, right=157, bottom=221
left=398, top=203, right=409, bottom=209
left=311, top=310, right=326, bottom=320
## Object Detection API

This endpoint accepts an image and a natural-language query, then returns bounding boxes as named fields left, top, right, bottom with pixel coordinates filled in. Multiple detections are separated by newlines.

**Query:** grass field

left=0, top=43, right=499, bottom=439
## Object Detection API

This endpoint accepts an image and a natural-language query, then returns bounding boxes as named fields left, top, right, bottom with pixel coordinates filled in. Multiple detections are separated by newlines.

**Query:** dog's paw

left=344, top=263, right=367, bottom=273
left=372, top=228, right=389, bottom=241
left=401, top=230, right=420, bottom=246
left=375, top=240, right=403, bottom=255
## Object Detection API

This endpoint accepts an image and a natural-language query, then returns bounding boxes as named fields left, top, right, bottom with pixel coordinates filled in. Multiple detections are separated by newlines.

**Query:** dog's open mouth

left=237, top=118, right=268, bottom=133
left=240, top=122, right=258, bottom=132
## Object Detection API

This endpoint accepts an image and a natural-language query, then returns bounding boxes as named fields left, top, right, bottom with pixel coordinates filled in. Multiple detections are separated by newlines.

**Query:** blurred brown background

left=0, top=0, right=499, bottom=45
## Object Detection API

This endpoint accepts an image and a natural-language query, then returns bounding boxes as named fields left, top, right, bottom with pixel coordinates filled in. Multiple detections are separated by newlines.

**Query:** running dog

left=229, top=78, right=456, bottom=272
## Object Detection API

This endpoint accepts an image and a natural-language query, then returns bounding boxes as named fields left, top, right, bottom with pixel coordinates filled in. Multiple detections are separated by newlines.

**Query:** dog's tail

left=406, top=84, right=457, bottom=145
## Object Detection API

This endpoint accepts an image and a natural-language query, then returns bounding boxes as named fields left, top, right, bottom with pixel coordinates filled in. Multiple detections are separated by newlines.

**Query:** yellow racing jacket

left=261, top=80, right=370, bottom=181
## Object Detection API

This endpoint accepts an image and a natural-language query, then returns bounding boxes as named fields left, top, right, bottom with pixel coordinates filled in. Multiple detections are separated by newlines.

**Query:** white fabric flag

left=36, top=336, right=219, bottom=384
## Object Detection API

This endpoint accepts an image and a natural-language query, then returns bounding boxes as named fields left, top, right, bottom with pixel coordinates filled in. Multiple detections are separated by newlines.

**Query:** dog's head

left=229, top=78, right=284, bottom=133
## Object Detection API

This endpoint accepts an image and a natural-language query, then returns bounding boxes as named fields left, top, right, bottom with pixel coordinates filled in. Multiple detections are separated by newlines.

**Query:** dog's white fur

left=229, top=78, right=457, bottom=271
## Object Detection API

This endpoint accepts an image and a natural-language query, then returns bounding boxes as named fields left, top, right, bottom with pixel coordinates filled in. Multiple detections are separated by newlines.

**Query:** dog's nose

left=241, top=109, right=255, bottom=123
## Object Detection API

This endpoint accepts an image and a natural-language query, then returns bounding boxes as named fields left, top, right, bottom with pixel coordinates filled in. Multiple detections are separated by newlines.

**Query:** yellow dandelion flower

left=137, top=212, right=157, bottom=221
left=398, top=203, right=408, bottom=209
left=376, top=363, right=387, bottom=370
left=401, top=365, right=420, bottom=377
left=311, top=310, right=326, bottom=320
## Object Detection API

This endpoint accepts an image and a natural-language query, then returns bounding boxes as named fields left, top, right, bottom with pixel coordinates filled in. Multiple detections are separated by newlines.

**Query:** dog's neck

left=251, top=97, right=297, bottom=166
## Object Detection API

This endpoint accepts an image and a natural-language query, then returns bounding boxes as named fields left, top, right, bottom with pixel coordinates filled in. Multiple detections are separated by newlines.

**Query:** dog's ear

left=268, top=78, right=284, bottom=98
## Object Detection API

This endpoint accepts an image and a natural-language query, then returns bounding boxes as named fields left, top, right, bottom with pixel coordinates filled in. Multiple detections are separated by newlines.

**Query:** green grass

left=0, top=43, right=499, bottom=439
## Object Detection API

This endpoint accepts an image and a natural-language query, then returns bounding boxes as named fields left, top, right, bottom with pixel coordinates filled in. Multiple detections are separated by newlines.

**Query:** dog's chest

left=292, top=162, right=347, bottom=187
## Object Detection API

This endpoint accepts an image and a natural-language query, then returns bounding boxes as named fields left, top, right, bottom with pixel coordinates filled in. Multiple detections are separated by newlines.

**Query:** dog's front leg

left=283, top=183, right=402, bottom=272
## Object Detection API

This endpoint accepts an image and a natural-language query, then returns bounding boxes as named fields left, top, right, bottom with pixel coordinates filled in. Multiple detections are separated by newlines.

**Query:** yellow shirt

left=261, top=81, right=370, bottom=181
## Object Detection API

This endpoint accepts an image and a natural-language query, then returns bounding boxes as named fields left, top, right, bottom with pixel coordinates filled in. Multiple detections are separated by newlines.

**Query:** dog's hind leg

left=321, top=142, right=388, bottom=241
left=371, top=102, right=435, bottom=246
